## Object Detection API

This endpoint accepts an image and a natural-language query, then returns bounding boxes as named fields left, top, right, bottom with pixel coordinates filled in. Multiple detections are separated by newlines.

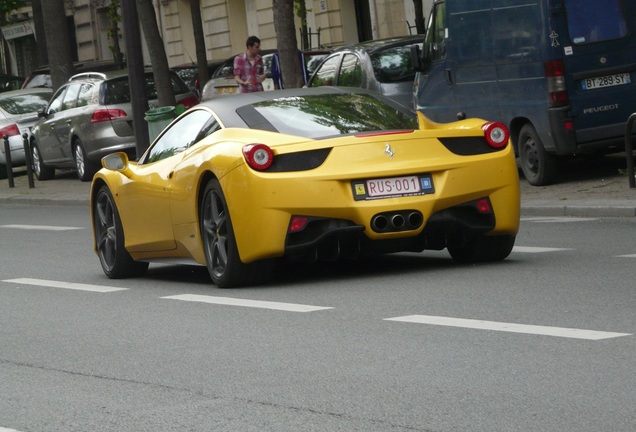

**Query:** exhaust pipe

left=371, top=210, right=423, bottom=233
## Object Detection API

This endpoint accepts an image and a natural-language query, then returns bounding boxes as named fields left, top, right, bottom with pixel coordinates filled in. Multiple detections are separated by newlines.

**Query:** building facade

left=2, top=0, right=430, bottom=78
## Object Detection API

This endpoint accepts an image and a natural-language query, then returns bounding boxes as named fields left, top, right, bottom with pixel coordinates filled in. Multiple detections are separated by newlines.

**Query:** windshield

left=245, top=93, right=417, bottom=139
left=566, top=0, right=627, bottom=44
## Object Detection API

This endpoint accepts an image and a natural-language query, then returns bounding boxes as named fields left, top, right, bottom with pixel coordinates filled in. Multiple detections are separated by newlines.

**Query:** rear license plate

left=582, top=73, right=631, bottom=90
left=216, top=86, right=237, bottom=94
left=352, top=175, right=435, bottom=201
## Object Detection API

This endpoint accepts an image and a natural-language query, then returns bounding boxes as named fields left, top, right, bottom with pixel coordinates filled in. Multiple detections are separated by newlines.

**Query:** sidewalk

left=1, top=161, right=635, bottom=217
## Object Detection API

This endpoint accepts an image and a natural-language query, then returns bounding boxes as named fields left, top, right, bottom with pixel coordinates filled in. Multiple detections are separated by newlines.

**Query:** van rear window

left=566, top=0, right=627, bottom=44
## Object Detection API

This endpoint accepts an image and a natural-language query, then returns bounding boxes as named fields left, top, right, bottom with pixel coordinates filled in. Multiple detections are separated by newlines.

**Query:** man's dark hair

left=246, top=36, right=261, bottom=48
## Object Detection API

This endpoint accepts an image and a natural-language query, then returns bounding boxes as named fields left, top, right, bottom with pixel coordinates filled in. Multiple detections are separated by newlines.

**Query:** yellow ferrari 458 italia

left=91, top=87, right=520, bottom=287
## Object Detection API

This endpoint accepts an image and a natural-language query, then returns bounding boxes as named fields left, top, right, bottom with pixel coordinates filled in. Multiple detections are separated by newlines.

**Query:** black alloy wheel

left=200, top=178, right=274, bottom=288
left=447, top=234, right=516, bottom=263
left=93, top=185, right=148, bottom=278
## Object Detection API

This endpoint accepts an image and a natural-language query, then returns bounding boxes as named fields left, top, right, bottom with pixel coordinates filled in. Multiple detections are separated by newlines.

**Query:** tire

left=200, top=178, right=274, bottom=288
left=93, top=185, right=148, bottom=278
left=74, top=139, right=99, bottom=182
left=518, top=124, right=557, bottom=186
left=448, top=234, right=516, bottom=263
left=31, top=142, right=55, bottom=181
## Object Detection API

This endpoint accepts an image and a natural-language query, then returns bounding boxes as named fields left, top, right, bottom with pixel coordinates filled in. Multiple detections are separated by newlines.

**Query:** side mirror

left=101, top=152, right=129, bottom=171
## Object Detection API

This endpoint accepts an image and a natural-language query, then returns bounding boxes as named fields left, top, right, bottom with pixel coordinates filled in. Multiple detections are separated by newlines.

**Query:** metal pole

left=3, top=135, right=14, bottom=188
left=625, top=113, right=636, bottom=189
left=23, top=133, right=35, bottom=188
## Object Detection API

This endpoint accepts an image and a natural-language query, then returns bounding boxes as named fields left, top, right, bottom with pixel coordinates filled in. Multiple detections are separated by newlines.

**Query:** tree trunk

left=190, top=0, right=208, bottom=96
left=413, top=0, right=426, bottom=34
left=135, top=0, right=176, bottom=107
left=40, top=0, right=74, bottom=91
left=272, top=0, right=302, bottom=88
left=30, top=0, right=48, bottom=66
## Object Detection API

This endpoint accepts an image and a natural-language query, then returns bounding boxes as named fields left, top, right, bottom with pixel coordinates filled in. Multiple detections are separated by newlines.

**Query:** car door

left=116, top=109, right=215, bottom=252
left=33, top=85, right=67, bottom=162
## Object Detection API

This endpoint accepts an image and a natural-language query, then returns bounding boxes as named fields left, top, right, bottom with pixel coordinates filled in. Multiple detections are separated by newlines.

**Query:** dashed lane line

left=161, top=294, right=333, bottom=312
left=521, top=217, right=598, bottom=223
left=2, top=278, right=128, bottom=293
left=384, top=315, right=632, bottom=340
left=0, top=224, right=83, bottom=231
left=513, top=246, right=573, bottom=253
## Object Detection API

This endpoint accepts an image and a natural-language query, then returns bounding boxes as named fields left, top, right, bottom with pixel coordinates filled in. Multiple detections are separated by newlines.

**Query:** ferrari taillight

left=475, top=198, right=493, bottom=214
left=243, top=143, right=273, bottom=170
left=482, top=122, right=509, bottom=149
left=0, top=123, right=20, bottom=138
left=289, top=216, right=309, bottom=233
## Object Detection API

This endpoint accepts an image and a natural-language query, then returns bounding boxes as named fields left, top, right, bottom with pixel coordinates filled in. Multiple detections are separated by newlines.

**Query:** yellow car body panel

left=92, top=108, right=519, bottom=267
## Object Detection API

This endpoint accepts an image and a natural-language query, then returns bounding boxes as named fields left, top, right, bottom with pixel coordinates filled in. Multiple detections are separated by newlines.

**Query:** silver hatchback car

left=31, top=69, right=199, bottom=181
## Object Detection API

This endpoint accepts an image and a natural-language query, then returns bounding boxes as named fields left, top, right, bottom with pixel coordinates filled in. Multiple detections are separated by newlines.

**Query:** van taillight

left=544, top=60, right=568, bottom=107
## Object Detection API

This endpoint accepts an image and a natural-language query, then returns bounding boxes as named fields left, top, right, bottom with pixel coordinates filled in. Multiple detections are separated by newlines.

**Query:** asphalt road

left=1, top=204, right=635, bottom=432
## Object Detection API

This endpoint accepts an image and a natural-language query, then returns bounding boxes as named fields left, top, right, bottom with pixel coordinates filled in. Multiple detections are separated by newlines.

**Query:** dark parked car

left=31, top=69, right=199, bottom=181
left=172, top=59, right=225, bottom=98
left=1, top=74, right=24, bottom=93
left=307, top=36, right=424, bottom=108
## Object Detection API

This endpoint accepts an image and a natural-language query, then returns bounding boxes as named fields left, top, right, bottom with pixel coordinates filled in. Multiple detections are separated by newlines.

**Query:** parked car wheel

left=518, top=124, right=557, bottom=186
left=93, top=185, right=149, bottom=278
left=31, top=142, right=55, bottom=181
left=74, top=138, right=99, bottom=182
left=448, top=234, right=516, bottom=263
left=200, top=179, right=274, bottom=288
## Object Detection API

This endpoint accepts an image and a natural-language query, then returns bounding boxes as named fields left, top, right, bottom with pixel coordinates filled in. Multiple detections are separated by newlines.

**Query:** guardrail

left=3, top=133, right=35, bottom=189
left=627, top=113, right=636, bottom=189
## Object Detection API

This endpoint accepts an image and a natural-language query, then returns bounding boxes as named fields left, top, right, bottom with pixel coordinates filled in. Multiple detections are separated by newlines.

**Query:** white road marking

left=0, top=427, right=26, bottom=432
left=384, top=315, right=631, bottom=340
left=0, top=224, right=83, bottom=231
left=513, top=246, right=573, bottom=253
left=615, top=254, right=636, bottom=258
left=2, top=278, right=128, bottom=293
left=161, top=294, right=333, bottom=312
left=521, top=217, right=598, bottom=223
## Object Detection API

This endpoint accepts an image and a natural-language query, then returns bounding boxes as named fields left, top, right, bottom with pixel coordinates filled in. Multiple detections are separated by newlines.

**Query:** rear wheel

left=200, top=178, right=274, bottom=288
left=518, top=124, right=557, bottom=186
left=31, top=142, right=55, bottom=181
left=448, top=234, right=516, bottom=263
left=93, top=185, right=148, bottom=278
left=74, top=139, right=99, bottom=182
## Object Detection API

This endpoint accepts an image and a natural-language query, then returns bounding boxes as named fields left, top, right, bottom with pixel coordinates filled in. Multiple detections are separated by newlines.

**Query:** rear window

left=102, top=72, right=190, bottom=104
left=243, top=93, right=417, bottom=139
left=566, top=0, right=628, bottom=44
left=0, top=92, right=51, bottom=114
left=371, top=43, right=421, bottom=83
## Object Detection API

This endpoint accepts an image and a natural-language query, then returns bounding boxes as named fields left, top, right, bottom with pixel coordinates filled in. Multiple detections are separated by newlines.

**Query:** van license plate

left=582, top=73, right=631, bottom=90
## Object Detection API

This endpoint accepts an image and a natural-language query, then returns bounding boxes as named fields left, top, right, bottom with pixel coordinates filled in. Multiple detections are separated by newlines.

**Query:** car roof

left=198, top=86, right=392, bottom=128
left=331, top=35, right=425, bottom=54
left=0, top=87, right=53, bottom=99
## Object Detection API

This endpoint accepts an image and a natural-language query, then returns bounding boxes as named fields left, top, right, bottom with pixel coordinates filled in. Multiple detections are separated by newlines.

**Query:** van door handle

left=445, top=69, right=453, bottom=85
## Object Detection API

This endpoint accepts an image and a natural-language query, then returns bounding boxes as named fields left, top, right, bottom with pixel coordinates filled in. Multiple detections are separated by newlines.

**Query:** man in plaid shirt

left=234, top=36, right=265, bottom=93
